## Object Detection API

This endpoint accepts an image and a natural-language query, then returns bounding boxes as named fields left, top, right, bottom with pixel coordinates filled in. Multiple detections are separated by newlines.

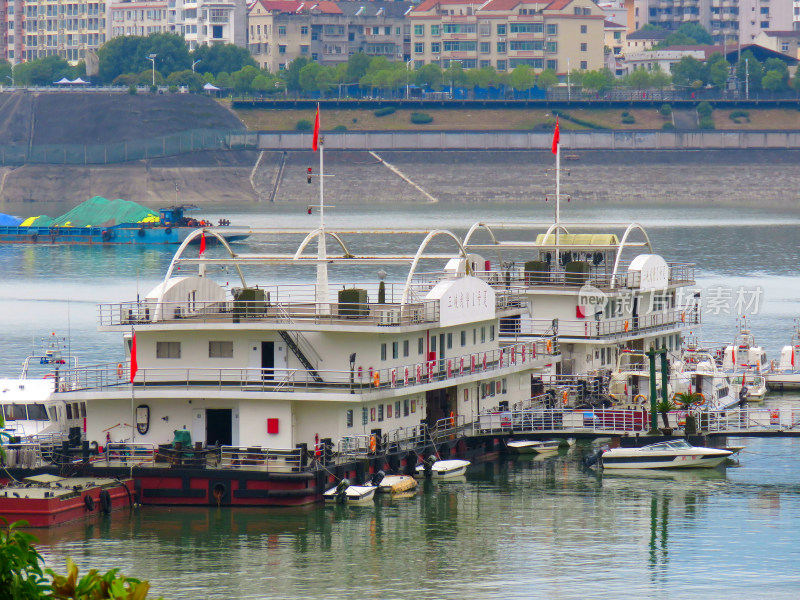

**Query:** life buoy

left=633, top=394, right=647, bottom=404
left=99, top=489, right=112, bottom=514
left=117, top=363, right=124, bottom=378
left=43, top=373, right=55, bottom=379
left=101, top=230, right=111, bottom=242
left=165, top=227, right=172, bottom=234
left=373, top=372, right=380, bottom=387
left=84, top=495, right=95, bottom=511
left=449, top=411, right=455, bottom=428
left=696, top=393, right=705, bottom=406
left=369, top=435, right=376, bottom=453
left=624, top=320, right=629, bottom=332
left=546, top=339, right=552, bottom=353
left=681, top=311, right=686, bottom=323
left=31, top=233, right=38, bottom=243
left=562, top=390, right=569, bottom=405
left=138, top=228, right=146, bottom=237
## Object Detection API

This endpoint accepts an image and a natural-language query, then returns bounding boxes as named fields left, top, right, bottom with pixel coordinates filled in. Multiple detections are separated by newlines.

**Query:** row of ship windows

left=154, top=341, right=232, bottom=359
left=344, top=379, right=507, bottom=427
left=414, top=23, right=561, bottom=37
left=380, top=326, right=495, bottom=361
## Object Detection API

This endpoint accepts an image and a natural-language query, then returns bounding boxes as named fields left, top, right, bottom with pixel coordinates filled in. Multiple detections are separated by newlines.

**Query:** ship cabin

left=58, top=228, right=558, bottom=454
left=462, top=222, right=697, bottom=387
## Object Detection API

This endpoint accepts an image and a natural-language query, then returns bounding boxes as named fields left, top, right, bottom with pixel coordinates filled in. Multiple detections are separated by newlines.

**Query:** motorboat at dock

left=595, top=440, right=732, bottom=470
left=765, top=319, right=800, bottom=391
left=506, top=439, right=561, bottom=454
left=415, top=457, right=471, bottom=479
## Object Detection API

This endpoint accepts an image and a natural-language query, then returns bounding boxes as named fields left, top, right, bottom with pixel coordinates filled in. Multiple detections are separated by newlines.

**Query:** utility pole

left=745, top=58, right=749, bottom=101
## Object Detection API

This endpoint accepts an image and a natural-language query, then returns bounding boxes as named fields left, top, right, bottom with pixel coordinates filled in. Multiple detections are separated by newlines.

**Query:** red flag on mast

left=130, top=331, right=138, bottom=383
left=199, top=231, right=206, bottom=256
left=312, top=105, right=320, bottom=151
left=551, top=118, right=560, bottom=154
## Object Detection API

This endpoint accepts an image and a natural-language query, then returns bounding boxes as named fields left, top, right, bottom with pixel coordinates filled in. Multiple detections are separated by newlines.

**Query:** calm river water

left=2, top=200, right=800, bottom=598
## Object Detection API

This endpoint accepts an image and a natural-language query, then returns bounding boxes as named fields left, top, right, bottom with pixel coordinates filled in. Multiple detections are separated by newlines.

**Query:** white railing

left=219, top=446, right=301, bottom=471
left=93, top=443, right=157, bottom=466
left=59, top=338, right=558, bottom=394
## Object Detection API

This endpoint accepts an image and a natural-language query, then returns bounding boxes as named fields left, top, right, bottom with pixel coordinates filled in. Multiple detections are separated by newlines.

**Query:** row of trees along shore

left=1, top=31, right=799, bottom=96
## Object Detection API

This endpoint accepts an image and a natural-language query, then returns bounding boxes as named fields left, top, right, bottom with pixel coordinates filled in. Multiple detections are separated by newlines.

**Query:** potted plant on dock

left=655, top=398, right=677, bottom=435
left=674, top=392, right=704, bottom=434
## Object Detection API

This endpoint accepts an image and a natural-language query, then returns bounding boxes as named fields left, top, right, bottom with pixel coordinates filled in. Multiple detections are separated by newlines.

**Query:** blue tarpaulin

left=0, top=213, right=23, bottom=226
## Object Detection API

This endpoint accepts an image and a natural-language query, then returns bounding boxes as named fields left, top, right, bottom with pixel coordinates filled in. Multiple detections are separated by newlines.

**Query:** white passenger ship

left=54, top=227, right=558, bottom=455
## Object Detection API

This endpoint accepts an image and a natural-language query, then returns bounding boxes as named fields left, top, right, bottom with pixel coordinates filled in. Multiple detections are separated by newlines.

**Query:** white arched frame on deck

left=463, top=222, right=505, bottom=268
left=611, top=223, right=654, bottom=286
left=401, top=229, right=469, bottom=306
left=163, top=229, right=248, bottom=288
left=293, top=228, right=352, bottom=259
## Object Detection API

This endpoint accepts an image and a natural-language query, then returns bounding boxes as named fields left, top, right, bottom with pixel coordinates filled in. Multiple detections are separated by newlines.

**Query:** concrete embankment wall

left=256, top=130, right=800, bottom=151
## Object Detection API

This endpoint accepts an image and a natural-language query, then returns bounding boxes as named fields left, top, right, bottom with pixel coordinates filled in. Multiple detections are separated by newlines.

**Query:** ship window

left=387, top=404, right=392, bottom=418
left=209, top=341, right=233, bottom=358
left=490, top=325, right=495, bottom=341
left=481, top=327, right=486, bottom=344
left=418, top=337, right=424, bottom=355
left=48, top=407, right=57, bottom=421
left=395, top=401, right=401, bottom=418
left=392, top=341, right=399, bottom=359
left=447, top=333, right=452, bottom=349
left=346, top=409, right=353, bottom=427
left=461, top=330, right=466, bottom=346
left=381, top=343, right=387, bottom=361
left=502, top=378, right=507, bottom=393
left=431, top=337, right=437, bottom=352
left=157, top=341, right=181, bottom=359
left=79, top=402, right=86, bottom=418
left=4, top=404, right=24, bottom=420
left=65, top=404, right=73, bottom=419
left=403, top=340, right=409, bottom=357
left=404, top=398, right=410, bottom=416
left=473, top=329, right=477, bottom=344
left=362, top=407, right=368, bottom=425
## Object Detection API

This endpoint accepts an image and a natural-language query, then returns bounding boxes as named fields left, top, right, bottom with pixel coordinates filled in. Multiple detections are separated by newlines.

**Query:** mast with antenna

left=313, top=104, right=329, bottom=315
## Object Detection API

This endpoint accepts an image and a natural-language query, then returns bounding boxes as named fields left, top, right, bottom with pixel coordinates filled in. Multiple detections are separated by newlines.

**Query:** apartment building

left=1, top=0, right=7, bottom=62
left=630, top=0, right=794, bottom=45
left=3, top=0, right=107, bottom=64
left=408, top=0, right=606, bottom=75
left=248, top=0, right=411, bottom=73
left=755, top=29, right=800, bottom=57
left=109, top=0, right=169, bottom=38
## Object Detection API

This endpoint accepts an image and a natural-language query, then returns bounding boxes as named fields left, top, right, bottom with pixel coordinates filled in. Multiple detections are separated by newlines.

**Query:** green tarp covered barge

left=0, top=197, right=247, bottom=245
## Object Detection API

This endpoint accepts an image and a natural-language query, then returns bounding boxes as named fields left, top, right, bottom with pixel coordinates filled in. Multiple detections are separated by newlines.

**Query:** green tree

left=415, top=63, right=443, bottom=90
left=466, top=66, right=500, bottom=89
left=581, top=68, right=614, bottom=93
left=13, top=55, right=73, bottom=86
left=627, top=68, right=651, bottom=90
left=0, top=59, right=11, bottom=84
left=661, top=23, right=712, bottom=47
left=736, top=51, right=764, bottom=92
left=143, top=32, right=191, bottom=76
left=508, top=64, right=535, bottom=91
left=346, top=52, right=372, bottom=83
left=166, top=69, right=205, bottom=92
left=98, top=33, right=190, bottom=83
left=670, top=55, right=706, bottom=88
left=649, top=65, right=671, bottom=90
left=252, top=74, right=271, bottom=96
left=283, top=56, right=310, bottom=94
left=536, top=68, right=558, bottom=90
left=136, top=69, right=165, bottom=86
left=215, top=71, right=232, bottom=89
left=190, top=43, right=256, bottom=76
left=762, top=70, right=787, bottom=93
left=444, top=61, right=467, bottom=91
left=232, top=65, right=261, bottom=94
left=299, top=62, right=333, bottom=95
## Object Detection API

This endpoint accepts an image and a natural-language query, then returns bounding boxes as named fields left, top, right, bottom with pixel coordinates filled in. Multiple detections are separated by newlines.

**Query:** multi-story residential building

left=630, top=0, right=794, bottom=45
left=108, top=0, right=169, bottom=39
left=605, top=18, right=626, bottom=56
left=107, top=0, right=246, bottom=51
left=409, top=0, right=606, bottom=76
left=3, top=0, right=107, bottom=65
left=248, top=0, right=411, bottom=73
left=755, top=29, right=800, bottom=57
left=1, top=0, right=7, bottom=63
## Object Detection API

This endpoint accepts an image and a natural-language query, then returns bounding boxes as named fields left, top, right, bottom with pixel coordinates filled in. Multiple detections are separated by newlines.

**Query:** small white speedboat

left=415, top=457, right=471, bottom=479
left=377, top=474, right=418, bottom=494
left=507, top=439, right=562, bottom=454
left=323, top=479, right=376, bottom=505
left=597, top=439, right=732, bottom=470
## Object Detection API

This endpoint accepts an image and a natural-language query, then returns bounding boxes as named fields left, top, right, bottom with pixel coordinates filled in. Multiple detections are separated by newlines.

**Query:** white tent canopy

left=203, top=82, right=220, bottom=91
left=54, top=77, right=71, bottom=84
left=71, top=77, right=88, bottom=84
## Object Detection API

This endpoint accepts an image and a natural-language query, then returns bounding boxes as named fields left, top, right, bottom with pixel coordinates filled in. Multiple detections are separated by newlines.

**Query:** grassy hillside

left=231, top=104, right=800, bottom=132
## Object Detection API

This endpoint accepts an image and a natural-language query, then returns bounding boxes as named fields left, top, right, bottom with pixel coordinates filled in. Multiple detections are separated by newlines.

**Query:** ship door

left=205, top=409, right=232, bottom=446
left=439, top=333, right=446, bottom=372
left=424, top=385, right=457, bottom=428
left=261, top=342, right=275, bottom=381
left=632, top=297, right=639, bottom=330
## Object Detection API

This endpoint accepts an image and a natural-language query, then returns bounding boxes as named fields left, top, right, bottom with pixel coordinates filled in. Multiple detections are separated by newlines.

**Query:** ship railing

left=430, top=414, right=468, bottom=444
left=99, top=298, right=441, bottom=327
left=499, top=309, right=698, bottom=340
left=413, top=261, right=695, bottom=292
left=60, top=339, right=559, bottom=394
left=0, top=442, right=46, bottom=469
left=219, top=446, right=301, bottom=472
left=93, top=443, right=157, bottom=467
left=337, top=435, right=374, bottom=459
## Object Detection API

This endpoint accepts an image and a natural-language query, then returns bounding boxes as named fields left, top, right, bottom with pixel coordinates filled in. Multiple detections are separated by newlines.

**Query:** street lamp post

left=192, top=59, right=201, bottom=73
left=147, top=54, right=158, bottom=87
left=406, top=59, right=413, bottom=99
